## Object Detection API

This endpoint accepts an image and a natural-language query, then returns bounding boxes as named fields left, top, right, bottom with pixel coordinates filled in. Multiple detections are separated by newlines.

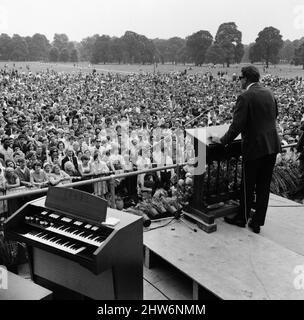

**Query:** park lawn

left=0, top=61, right=303, bottom=78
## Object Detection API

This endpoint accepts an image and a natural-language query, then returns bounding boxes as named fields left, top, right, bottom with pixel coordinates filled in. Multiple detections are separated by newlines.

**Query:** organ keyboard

left=4, top=188, right=115, bottom=273
left=4, top=187, right=143, bottom=299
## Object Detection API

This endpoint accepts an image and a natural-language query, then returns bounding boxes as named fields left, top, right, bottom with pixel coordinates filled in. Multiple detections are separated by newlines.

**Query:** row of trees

left=82, top=32, right=156, bottom=64
left=82, top=22, right=244, bottom=66
left=0, top=24, right=303, bottom=68
left=0, top=33, right=79, bottom=62
left=245, top=27, right=304, bottom=68
left=0, top=23, right=245, bottom=66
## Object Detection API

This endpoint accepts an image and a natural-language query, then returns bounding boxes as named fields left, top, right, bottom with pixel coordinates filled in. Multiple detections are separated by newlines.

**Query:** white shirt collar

left=246, top=82, right=258, bottom=91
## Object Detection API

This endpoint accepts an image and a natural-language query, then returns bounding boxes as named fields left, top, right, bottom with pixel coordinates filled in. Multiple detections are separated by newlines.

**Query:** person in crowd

left=26, top=142, right=36, bottom=156
left=136, top=149, right=152, bottom=190
left=91, top=152, right=110, bottom=196
left=36, top=144, right=47, bottom=164
left=49, top=164, right=71, bottom=186
left=0, top=166, right=6, bottom=192
left=76, top=150, right=84, bottom=167
left=14, top=134, right=28, bottom=154
left=49, top=148, right=59, bottom=165
left=30, top=161, right=49, bottom=188
left=93, top=138, right=105, bottom=156
left=78, top=154, right=93, bottom=177
left=57, top=141, right=66, bottom=161
left=4, top=167, right=20, bottom=190
left=77, top=154, right=93, bottom=193
left=63, top=161, right=82, bottom=181
left=0, top=137, right=14, bottom=162
left=15, top=158, right=32, bottom=187
left=25, top=150, right=37, bottom=170
left=5, top=159, right=16, bottom=169
left=61, top=148, right=79, bottom=172
left=102, top=149, right=116, bottom=172
left=43, top=162, right=53, bottom=181
left=153, top=145, right=174, bottom=190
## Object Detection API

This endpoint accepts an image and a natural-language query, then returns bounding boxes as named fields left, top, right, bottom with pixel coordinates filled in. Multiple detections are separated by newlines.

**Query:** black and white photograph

left=0, top=0, right=304, bottom=309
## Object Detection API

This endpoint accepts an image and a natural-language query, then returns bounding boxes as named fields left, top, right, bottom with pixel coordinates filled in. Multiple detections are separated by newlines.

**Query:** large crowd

left=0, top=65, right=303, bottom=212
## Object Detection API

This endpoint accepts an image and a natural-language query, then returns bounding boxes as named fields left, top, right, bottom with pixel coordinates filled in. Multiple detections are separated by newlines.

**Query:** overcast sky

left=0, top=0, right=303, bottom=44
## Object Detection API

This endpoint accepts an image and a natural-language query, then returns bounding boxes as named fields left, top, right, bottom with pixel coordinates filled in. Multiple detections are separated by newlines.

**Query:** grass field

left=0, top=61, right=303, bottom=78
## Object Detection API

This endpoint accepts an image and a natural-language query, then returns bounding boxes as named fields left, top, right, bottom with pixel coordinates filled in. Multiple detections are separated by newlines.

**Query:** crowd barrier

left=0, top=163, right=186, bottom=213
left=0, top=142, right=299, bottom=215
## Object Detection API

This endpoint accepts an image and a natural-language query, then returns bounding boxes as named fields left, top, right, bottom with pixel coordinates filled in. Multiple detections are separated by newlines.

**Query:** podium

left=185, top=125, right=242, bottom=233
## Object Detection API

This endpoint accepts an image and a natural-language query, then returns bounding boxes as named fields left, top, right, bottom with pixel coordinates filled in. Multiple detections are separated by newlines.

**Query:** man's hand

left=209, top=135, right=222, bottom=145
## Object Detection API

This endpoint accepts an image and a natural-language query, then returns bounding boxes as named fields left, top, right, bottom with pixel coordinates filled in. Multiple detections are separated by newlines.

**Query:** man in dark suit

left=211, top=65, right=281, bottom=233
left=61, top=149, right=79, bottom=173
left=293, top=120, right=304, bottom=200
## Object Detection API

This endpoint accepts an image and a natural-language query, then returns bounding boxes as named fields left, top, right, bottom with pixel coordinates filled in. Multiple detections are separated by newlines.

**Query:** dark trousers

left=294, top=157, right=304, bottom=197
left=237, top=153, right=277, bottom=226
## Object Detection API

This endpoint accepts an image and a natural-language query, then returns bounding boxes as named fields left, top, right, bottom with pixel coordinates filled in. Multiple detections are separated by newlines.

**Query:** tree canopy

left=249, top=26, right=284, bottom=67
left=215, top=22, right=244, bottom=67
left=2, top=25, right=304, bottom=67
left=294, top=42, right=304, bottom=69
left=186, top=30, right=213, bottom=66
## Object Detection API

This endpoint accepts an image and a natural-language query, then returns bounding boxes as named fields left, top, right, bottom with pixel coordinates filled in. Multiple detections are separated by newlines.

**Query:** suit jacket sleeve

left=220, top=95, right=248, bottom=146
left=297, top=131, right=304, bottom=152
left=275, top=98, right=278, bottom=118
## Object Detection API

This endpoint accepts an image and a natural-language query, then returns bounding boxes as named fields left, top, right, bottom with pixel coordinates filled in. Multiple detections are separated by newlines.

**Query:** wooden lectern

left=185, top=125, right=242, bottom=233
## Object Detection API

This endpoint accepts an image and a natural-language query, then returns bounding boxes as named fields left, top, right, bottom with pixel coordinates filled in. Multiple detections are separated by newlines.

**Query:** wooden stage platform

left=144, top=193, right=304, bottom=300
left=13, top=193, right=304, bottom=300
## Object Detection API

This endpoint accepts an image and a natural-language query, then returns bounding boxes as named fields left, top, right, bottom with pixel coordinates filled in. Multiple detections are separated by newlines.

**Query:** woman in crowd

left=101, top=149, right=115, bottom=172
left=30, top=161, right=49, bottom=188
left=49, top=149, right=60, bottom=166
left=57, top=141, right=66, bottom=163
left=76, top=150, right=83, bottom=167
left=26, top=142, right=36, bottom=154
left=63, top=161, right=82, bottom=181
left=136, top=149, right=152, bottom=190
left=43, top=162, right=53, bottom=181
left=49, top=164, right=71, bottom=186
left=78, top=154, right=93, bottom=177
left=78, top=154, right=94, bottom=193
left=26, top=151, right=37, bottom=170
left=91, top=152, right=110, bottom=196
left=84, top=149, right=93, bottom=161
left=36, top=144, right=47, bottom=164
left=5, top=159, right=16, bottom=169
left=4, top=167, right=20, bottom=190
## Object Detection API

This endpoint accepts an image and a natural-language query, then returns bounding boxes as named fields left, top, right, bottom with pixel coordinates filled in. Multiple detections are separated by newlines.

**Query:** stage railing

left=0, top=163, right=186, bottom=209
left=0, top=142, right=299, bottom=207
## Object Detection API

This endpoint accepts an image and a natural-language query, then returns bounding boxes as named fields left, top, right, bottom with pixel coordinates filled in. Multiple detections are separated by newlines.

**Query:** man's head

left=240, top=65, right=260, bottom=89
left=17, top=158, right=26, bottom=169
left=67, top=149, right=74, bottom=157
left=95, top=138, right=101, bottom=147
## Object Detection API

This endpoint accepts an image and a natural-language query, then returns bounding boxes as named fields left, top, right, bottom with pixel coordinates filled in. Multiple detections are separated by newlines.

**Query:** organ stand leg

left=26, top=245, right=35, bottom=281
